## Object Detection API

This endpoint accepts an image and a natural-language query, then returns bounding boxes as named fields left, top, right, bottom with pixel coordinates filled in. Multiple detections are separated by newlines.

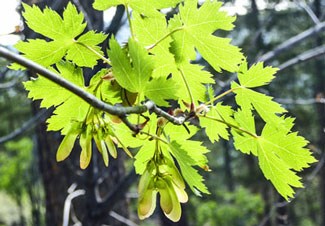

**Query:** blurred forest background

left=0, top=0, right=324, bottom=225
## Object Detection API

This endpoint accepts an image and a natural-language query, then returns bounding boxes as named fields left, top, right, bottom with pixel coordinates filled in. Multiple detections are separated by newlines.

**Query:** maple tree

left=0, top=0, right=317, bottom=222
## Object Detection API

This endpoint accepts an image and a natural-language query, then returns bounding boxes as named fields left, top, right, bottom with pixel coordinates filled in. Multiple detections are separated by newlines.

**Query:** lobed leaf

left=169, top=0, right=244, bottom=72
left=238, top=62, right=278, bottom=88
left=17, top=3, right=107, bottom=68
left=93, top=0, right=183, bottom=16
left=24, top=61, right=85, bottom=108
left=232, top=82, right=287, bottom=124
left=232, top=112, right=317, bottom=199
left=168, top=141, right=209, bottom=195
left=145, top=77, right=179, bottom=107
left=200, top=103, right=235, bottom=142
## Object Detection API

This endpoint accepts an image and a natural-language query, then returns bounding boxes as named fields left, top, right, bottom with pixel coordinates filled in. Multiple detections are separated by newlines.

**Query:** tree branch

left=0, top=47, right=185, bottom=129
left=0, top=109, right=50, bottom=145
left=0, top=46, right=148, bottom=116
left=109, top=211, right=139, bottom=226
left=294, top=0, right=320, bottom=25
left=278, top=45, right=325, bottom=71
left=258, top=21, right=325, bottom=62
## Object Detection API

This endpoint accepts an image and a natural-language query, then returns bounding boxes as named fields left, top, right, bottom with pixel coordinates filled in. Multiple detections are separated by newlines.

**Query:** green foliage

left=13, top=0, right=316, bottom=222
left=193, top=187, right=264, bottom=226
left=15, top=3, right=107, bottom=68
left=0, top=138, right=33, bottom=198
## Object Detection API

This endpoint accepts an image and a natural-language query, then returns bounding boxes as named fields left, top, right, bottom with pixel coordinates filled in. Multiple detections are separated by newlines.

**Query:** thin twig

left=199, top=114, right=258, bottom=138
left=0, top=80, right=19, bottom=89
left=119, top=116, right=139, bottom=132
left=278, top=44, right=325, bottom=71
left=258, top=21, right=325, bottom=62
left=275, top=98, right=324, bottom=105
left=109, top=211, right=139, bottom=226
left=149, top=101, right=186, bottom=125
left=294, top=0, right=320, bottom=25
left=0, top=109, right=50, bottom=145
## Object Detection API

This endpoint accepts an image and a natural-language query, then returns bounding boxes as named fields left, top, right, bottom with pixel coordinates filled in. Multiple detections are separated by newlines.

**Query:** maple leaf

left=15, top=0, right=317, bottom=211
left=108, top=37, right=179, bottom=106
left=108, top=37, right=154, bottom=93
left=133, top=12, right=178, bottom=78
left=200, top=103, right=235, bottom=142
left=175, top=63, right=215, bottom=103
left=24, top=61, right=90, bottom=134
left=24, top=61, right=85, bottom=108
left=93, top=0, right=183, bottom=17
left=16, top=3, right=107, bottom=68
left=169, top=0, right=244, bottom=72
left=134, top=140, right=156, bottom=174
left=232, top=109, right=317, bottom=199
left=167, top=141, right=209, bottom=196
left=144, top=77, right=179, bottom=106
left=161, top=123, right=209, bottom=195
left=232, top=62, right=286, bottom=124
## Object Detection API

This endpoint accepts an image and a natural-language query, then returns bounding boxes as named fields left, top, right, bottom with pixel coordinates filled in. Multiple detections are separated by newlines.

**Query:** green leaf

left=23, top=61, right=90, bottom=134
left=238, top=62, right=278, bottom=88
left=62, top=2, right=86, bottom=38
left=15, top=39, right=67, bottom=67
left=176, top=140, right=209, bottom=168
left=168, top=141, right=209, bottom=195
left=232, top=62, right=286, bottom=124
left=93, top=0, right=183, bottom=16
left=22, top=3, right=67, bottom=40
left=232, top=108, right=257, bottom=155
left=66, top=31, right=107, bottom=67
left=260, top=120, right=317, bottom=171
left=17, top=3, right=106, bottom=68
left=163, top=121, right=198, bottom=141
left=133, top=12, right=177, bottom=78
left=200, top=103, right=234, bottom=142
left=24, top=61, right=85, bottom=108
left=232, top=113, right=317, bottom=199
left=134, top=140, right=156, bottom=174
left=194, top=35, right=244, bottom=73
left=145, top=77, right=179, bottom=106
left=232, top=82, right=286, bottom=124
left=169, top=0, right=244, bottom=72
left=175, top=63, right=214, bottom=103
left=88, top=69, right=122, bottom=105
left=46, top=95, right=89, bottom=134
left=108, top=37, right=154, bottom=93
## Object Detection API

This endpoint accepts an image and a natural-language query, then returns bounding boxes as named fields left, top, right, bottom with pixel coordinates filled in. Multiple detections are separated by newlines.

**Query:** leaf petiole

left=125, top=4, right=135, bottom=38
left=75, top=41, right=112, bottom=65
left=179, top=68, right=195, bottom=106
left=146, top=27, right=184, bottom=50
left=205, top=86, right=242, bottom=105
left=199, top=114, right=258, bottom=139
left=140, top=131, right=169, bottom=144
